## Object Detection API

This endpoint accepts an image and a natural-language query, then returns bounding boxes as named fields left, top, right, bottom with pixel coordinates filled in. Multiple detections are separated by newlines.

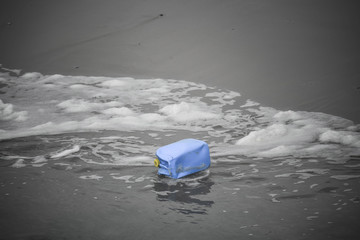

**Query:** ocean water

left=1, top=66, right=360, bottom=239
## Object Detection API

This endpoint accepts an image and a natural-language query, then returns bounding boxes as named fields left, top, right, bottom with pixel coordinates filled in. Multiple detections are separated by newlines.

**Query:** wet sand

left=1, top=0, right=359, bottom=122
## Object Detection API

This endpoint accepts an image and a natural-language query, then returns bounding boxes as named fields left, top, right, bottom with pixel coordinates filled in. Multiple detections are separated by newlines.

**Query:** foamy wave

left=231, top=109, right=360, bottom=159
left=0, top=99, right=28, bottom=122
left=1, top=67, right=359, bottom=164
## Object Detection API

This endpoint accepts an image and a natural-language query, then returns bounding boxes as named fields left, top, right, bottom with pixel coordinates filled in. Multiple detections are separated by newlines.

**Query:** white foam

left=11, top=159, right=26, bottom=168
left=330, top=175, right=360, bottom=180
left=275, top=169, right=329, bottom=179
left=233, top=109, right=360, bottom=159
left=297, top=169, right=329, bottom=175
left=319, top=130, right=360, bottom=147
left=0, top=99, right=28, bottom=122
left=0, top=73, right=231, bottom=140
left=0, top=66, right=21, bottom=75
left=57, top=99, right=123, bottom=113
left=236, top=123, right=317, bottom=147
left=159, top=101, right=220, bottom=122
left=21, top=72, right=43, bottom=79
left=79, top=175, right=103, bottom=180
left=1, top=69, right=359, bottom=164
left=98, top=79, right=129, bottom=88
left=113, top=156, right=154, bottom=166
left=148, top=133, right=159, bottom=137
left=205, top=91, right=240, bottom=105
left=240, top=99, right=260, bottom=108
left=102, top=107, right=135, bottom=116
left=256, top=145, right=299, bottom=158
left=32, top=163, right=47, bottom=167
left=134, top=176, right=146, bottom=182
left=32, top=156, right=47, bottom=164
left=112, top=175, right=134, bottom=183
left=50, top=145, right=81, bottom=159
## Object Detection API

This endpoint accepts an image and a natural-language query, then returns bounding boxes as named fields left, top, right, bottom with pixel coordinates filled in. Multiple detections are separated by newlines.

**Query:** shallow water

left=1, top=67, right=360, bottom=239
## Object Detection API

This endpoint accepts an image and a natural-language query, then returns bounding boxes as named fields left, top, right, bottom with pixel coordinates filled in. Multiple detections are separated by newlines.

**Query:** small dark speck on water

left=159, top=14, right=164, bottom=17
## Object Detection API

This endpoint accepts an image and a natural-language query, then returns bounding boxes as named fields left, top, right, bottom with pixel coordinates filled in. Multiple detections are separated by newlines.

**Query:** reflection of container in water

left=154, top=139, right=211, bottom=179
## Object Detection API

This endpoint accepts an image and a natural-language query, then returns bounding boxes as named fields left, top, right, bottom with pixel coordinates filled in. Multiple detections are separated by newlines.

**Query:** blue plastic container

left=154, top=139, right=210, bottom=179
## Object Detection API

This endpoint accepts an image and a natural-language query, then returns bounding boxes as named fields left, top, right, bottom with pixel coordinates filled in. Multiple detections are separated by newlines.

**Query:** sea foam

left=0, top=99, right=28, bottom=122
left=0, top=67, right=359, bottom=165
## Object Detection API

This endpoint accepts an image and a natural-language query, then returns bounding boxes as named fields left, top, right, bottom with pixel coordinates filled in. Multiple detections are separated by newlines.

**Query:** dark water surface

left=1, top=132, right=360, bottom=240
left=1, top=0, right=359, bottom=122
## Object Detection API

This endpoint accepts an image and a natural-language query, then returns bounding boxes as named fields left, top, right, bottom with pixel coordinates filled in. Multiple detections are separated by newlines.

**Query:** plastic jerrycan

left=154, top=139, right=210, bottom=179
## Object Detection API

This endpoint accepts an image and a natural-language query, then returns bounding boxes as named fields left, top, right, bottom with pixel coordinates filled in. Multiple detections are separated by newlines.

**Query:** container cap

left=154, top=158, right=160, bottom=168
